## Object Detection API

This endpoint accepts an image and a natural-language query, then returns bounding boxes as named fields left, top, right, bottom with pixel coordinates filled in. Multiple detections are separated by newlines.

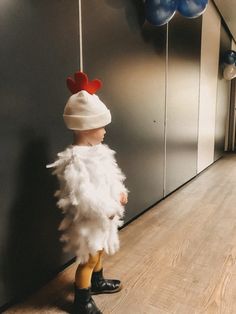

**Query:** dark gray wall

left=214, top=26, right=231, bottom=160
left=165, top=15, right=202, bottom=195
left=0, top=0, right=78, bottom=308
left=82, top=0, right=166, bottom=222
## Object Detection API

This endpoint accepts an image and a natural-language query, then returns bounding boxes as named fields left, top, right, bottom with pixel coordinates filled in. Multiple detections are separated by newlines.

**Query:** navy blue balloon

left=178, top=0, right=208, bottom=18
left=223, top=50, right=236, bottom=65
left=145, top=0, right=178, bottom=26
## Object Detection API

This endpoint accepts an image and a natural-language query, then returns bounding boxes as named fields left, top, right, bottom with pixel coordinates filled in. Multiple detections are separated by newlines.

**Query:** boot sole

left=91, top=284, right=123, bottom=295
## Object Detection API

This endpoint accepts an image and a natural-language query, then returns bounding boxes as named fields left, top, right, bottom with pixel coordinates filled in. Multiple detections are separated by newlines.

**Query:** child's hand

left=120, top=192, right=128, bottom=206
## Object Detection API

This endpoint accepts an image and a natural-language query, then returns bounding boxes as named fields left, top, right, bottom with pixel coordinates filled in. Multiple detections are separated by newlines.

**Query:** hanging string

left=78, top=0, right=83, bottom=71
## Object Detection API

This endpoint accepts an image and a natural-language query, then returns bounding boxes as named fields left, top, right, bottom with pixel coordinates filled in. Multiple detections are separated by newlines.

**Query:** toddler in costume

left=47, top=72, right=128, bottom=314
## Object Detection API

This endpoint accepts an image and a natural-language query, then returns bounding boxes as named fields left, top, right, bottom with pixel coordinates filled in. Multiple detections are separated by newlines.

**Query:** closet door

left=82, top=1, right=166, bottom=222
left=214, top=25, right=231, bottom=160
left=165, top=14, right=202, bottom=195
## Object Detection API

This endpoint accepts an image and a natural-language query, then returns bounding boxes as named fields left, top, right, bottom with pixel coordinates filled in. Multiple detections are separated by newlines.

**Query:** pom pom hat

left=63, top=71, right=111, bottom=130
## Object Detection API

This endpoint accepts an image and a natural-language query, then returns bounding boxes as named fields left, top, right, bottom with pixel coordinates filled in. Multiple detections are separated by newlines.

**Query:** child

left=47, top=72, right=128, bottom=314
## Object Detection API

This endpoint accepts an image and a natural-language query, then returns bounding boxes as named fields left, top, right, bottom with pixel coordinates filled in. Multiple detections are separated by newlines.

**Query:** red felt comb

left=66, top=71, right=102, bottom=95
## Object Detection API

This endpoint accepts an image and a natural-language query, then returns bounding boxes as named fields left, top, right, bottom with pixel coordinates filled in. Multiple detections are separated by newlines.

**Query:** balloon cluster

left=223, top=50, right=236, bottom=81
left=145, top=0, right=208, bottom=26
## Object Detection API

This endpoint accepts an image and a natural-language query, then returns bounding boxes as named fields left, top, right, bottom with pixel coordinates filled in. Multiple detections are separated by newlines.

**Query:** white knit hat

left=64, top=71, right=111, bottom=130
left=63, top=90, right=111, bottom=130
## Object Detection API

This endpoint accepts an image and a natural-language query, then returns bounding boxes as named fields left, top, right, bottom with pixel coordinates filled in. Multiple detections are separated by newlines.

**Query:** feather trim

left=47, top=144, right=128, bottom=263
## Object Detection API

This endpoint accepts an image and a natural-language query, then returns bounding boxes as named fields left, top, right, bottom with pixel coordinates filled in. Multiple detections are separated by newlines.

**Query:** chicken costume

left=47, top=142, right=127, bottom=263
left=47, top=72, right=128, bottom=314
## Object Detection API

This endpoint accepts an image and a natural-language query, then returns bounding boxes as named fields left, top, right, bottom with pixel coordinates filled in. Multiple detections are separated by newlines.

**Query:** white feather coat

left=47, top=144, right=128, bottom=263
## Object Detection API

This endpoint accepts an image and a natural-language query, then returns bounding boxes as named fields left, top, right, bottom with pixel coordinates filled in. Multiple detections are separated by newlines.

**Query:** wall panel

left=214, top=26, right=231, bottom=159
left=82, top=1, right=166, bottom=222
left=230, top=40, right=236, bottom=151
left=166, top=14, right=202, bottom=195
left=197, top=0, right=221, bottom=173
left=0, top=0, right=78, bottom=308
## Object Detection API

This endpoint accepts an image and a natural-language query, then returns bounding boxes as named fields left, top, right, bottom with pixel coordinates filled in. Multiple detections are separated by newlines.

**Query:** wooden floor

left=5, top=153, right=236, bottom=314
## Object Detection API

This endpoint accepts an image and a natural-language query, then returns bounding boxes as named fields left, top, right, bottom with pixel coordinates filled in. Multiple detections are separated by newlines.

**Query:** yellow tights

left=75, top=250, right=103, bottom=289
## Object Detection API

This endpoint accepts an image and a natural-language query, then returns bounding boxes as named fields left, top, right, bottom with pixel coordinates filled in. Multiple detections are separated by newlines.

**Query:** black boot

left=91, top=269, right=122, bottom=295
left=73, top=285, right=102, bottom=314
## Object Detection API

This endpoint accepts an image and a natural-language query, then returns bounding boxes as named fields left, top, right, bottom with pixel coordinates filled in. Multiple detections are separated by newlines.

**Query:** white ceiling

left=213, top=0, right=236, bottom=42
